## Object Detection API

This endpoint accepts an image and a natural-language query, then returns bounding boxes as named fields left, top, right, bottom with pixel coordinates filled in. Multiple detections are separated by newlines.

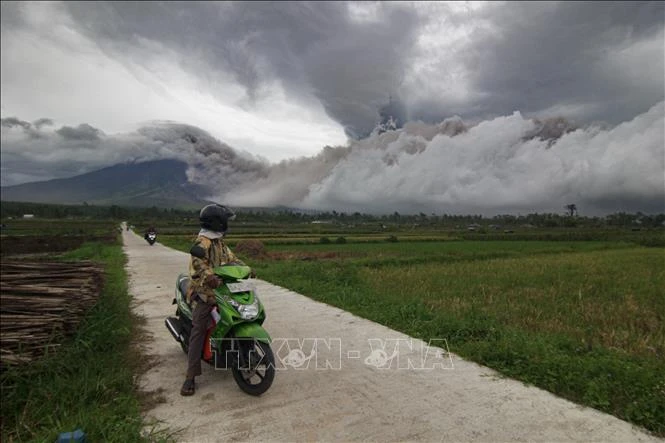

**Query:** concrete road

left=122, top=227, right=661, bottom=442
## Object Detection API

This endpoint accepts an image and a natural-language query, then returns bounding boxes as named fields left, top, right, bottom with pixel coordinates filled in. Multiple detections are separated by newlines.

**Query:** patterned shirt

left=188, top=235, right=243, bottom=304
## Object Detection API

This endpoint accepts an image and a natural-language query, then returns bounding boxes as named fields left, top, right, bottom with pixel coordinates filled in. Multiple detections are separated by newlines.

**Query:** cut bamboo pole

left=0, top=260, right=104, bottom=367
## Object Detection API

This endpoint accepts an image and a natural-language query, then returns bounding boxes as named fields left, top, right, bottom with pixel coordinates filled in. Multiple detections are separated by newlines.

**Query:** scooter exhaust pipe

left=165, top=317, right=183, bottom=343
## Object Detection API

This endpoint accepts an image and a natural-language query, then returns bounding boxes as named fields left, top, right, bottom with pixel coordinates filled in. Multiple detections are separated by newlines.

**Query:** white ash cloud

left=2, top=101, right=663, bottom=215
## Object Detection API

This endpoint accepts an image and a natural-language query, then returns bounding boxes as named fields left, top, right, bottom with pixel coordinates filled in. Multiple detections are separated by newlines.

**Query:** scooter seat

left=178, top=276, right=191, bottom=300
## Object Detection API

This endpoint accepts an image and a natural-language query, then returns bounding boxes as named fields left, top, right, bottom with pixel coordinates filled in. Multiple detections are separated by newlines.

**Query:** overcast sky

left=1, top=1, right=663, bottom=214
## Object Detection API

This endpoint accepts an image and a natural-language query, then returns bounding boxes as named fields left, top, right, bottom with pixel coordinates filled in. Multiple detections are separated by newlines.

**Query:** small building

left=22, top=214, right=35, bottom=219
left=467, top=223, right=482, bottom=231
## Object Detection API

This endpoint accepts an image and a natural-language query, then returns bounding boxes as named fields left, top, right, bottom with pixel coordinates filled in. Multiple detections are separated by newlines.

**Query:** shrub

left=386, top=235, right=398, bottom=243
left=335, top=236, right=347, bottom=244
left=320, top=237, right=331, bottom=244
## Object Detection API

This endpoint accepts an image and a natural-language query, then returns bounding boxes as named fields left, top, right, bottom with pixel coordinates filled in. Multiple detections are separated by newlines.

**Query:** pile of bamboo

left=0, top=261, right=104, bottom=367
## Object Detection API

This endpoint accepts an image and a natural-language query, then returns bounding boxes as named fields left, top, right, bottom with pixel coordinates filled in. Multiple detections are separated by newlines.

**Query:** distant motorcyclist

left=180, top=204, right=251, bottom=396
left=144, top=226, right=156, bottom=242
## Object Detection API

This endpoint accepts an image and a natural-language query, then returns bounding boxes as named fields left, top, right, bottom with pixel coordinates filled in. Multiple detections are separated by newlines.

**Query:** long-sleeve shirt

left=187, top=235, right=244, bottom=304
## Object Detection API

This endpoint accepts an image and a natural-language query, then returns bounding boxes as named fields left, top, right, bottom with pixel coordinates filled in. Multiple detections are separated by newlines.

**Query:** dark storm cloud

left=1, top=117, right=31, bottom=129
left=0, top=118, right=269, bottom=189
left=33, top=118, right=54, bottom=129
left=1, top=117, right=47, bottom=139
left=411, top=1, right=665, bottom=125
left=61, top=1, right=664, bottom=134
left=63, top=1, right=422, bottom=138
left=56, top=123, right=104, bottom=141
left=2, top=2, right=664, bottom=216
left=0, top=2, right=26, bottom=29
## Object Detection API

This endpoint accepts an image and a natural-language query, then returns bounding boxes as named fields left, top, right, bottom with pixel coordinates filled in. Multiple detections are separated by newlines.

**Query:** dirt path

left=122, top=226, right=660, bottom=442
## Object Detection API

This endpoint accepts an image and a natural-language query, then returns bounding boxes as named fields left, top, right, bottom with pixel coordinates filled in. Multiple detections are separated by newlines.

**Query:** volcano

left=0, top=159, right=212, bottom=208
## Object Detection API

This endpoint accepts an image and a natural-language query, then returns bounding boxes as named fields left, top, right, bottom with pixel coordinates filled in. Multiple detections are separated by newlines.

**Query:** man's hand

left=204, top=274, right=222, bottom=289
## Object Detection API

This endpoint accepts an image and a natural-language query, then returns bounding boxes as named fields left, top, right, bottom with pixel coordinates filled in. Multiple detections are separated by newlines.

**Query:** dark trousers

left=186, top=297, right=213, bottom=379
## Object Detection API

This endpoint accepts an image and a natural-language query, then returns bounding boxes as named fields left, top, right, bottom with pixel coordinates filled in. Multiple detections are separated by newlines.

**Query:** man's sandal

left=180, top=379, right=195, bottom=396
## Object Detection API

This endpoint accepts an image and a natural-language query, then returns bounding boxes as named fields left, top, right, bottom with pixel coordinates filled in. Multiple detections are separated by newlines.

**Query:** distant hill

left=0, top=159, right=213, bottom=208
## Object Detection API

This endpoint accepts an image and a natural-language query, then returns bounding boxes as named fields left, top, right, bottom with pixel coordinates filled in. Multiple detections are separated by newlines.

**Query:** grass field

left=0, top=230, right=169, bottom=442
left=1, top=218, right=119, bottom=236
left=160, top=234, right=665, bottom=436
left=137, top=215, right=665, bottom=248
left=3, top=218, right=662, bottom=437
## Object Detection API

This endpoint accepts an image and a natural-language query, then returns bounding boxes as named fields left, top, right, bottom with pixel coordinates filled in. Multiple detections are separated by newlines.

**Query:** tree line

left=1, top=201, right=663, bottom=229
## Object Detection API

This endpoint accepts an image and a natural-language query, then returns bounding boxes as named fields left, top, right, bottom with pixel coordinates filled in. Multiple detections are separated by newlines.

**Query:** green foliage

left=335, top=236, right=347, bottom=244
left=6, top=204, right=663, bottom=437
left=3, top=200, right=664, bottom=229
left=0, top=241, right=164, bottom=442
left=0, top=218, right=118, bottom=236
left=462, top=230, right=665, bottom=246
left=0, top=201, right=197, bottom=221
left=247, top=241, right=665, bottom=436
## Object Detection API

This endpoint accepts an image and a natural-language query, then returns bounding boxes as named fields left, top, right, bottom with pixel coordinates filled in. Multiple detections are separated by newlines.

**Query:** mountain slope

left=0, top=159, right=212, bottom=208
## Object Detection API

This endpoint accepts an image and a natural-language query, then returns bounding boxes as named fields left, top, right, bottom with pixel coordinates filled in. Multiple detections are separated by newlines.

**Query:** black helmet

left=199, top=204, right=235, bottom=233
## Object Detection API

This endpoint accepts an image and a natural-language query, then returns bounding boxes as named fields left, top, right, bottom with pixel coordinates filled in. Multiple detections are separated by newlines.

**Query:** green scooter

left=165, top=265, right=275, bottom=396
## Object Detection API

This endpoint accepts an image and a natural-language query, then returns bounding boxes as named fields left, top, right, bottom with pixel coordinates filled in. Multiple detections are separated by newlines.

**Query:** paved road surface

left=122, top=227, right=660, bottom=442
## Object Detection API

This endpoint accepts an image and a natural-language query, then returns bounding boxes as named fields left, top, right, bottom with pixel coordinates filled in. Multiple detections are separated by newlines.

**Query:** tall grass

left=247, top=242, right=665, bottom=436
left=0, top=241, right=164, bottom=442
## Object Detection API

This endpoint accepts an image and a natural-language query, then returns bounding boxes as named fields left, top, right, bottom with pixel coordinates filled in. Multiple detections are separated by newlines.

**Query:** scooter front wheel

left=232, top=339, right=275, bottom=396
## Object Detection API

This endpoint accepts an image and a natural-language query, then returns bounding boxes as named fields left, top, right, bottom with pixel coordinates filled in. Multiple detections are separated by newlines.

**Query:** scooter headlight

left=238, top=300, right=259, bottom=320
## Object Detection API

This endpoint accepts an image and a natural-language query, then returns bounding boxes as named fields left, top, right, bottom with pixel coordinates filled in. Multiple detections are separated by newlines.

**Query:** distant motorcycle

left=144, top=231, right=157, bottom=245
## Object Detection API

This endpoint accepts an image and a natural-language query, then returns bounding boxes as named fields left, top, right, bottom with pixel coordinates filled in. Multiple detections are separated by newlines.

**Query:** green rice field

left=161, top=235, right=665, bottom=436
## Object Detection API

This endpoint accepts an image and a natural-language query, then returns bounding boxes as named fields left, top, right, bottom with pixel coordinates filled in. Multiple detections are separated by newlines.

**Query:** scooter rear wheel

left=232, top=339, right=275, bottom=396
